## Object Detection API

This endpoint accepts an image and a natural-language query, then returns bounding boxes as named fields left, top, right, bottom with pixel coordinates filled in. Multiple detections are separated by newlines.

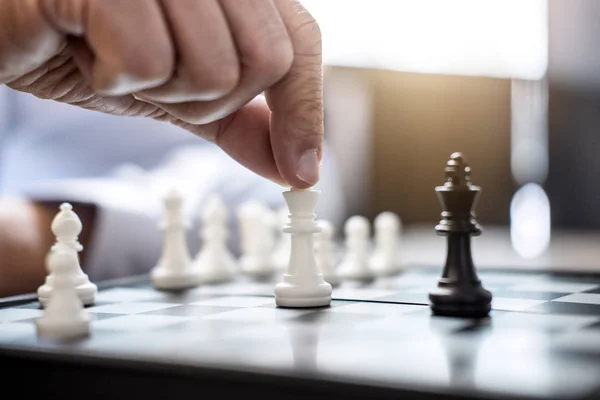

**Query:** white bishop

left=37, top=203, right=97, bottom=307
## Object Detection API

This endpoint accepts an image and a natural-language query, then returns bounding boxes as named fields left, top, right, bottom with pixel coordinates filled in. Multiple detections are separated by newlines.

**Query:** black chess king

left=429, top=152, right=492, bottom=318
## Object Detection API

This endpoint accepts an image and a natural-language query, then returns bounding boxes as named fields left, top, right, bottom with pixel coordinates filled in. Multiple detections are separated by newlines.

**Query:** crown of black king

left=435, top=152, right=481, bottom=234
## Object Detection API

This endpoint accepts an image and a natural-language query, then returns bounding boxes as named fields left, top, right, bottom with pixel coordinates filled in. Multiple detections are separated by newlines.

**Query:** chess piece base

left=36, top=314, right=91, bottom=340
left=274, top=278, right=332, bottom=308
left=429, top=283, right=492, bottom=318
left=151, top=267, right=202, bottom=290
left=38, top=279, right=97, bottom=308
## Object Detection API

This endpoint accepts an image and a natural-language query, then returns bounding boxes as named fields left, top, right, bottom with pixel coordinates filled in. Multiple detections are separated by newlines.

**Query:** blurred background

left=2, top=0, right=600, bottom=279
left=300, top=0, right=600, bottom=270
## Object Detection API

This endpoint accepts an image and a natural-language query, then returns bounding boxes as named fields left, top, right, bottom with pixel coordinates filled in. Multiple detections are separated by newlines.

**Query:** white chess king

left=37, top=203, right=97, bottom=307
left=274, top=188, right=332, bottom=308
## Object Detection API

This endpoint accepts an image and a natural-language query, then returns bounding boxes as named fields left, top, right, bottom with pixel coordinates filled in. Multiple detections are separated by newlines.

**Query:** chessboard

left=1, top=265, right=600, bottom=400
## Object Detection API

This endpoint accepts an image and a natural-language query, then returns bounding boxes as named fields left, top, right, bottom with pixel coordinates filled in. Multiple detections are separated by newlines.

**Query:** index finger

left=265, top=0, right=324, bottom=189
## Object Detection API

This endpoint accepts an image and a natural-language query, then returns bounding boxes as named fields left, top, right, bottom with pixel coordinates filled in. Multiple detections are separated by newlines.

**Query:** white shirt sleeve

left=22, top=141, right=346, bottom=282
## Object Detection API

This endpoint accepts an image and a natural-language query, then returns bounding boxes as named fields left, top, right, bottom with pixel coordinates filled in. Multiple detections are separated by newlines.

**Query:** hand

left=0, top=198, right=96, bottom=297
left=0, top=0, right=323, bottom=188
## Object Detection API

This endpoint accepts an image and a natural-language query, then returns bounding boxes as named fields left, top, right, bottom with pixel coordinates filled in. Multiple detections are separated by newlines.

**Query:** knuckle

left=189, top=62, right=240, bottom=98
left=245, top=30, right=293, bottom=82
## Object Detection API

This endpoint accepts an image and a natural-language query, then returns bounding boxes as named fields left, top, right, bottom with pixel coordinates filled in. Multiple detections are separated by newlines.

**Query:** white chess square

left=551, top=293, right=600, bottom=305
left=93, top=314, right=196, bottom=331
left=492, top=297, right=547, bottom=312
left=203, top=307, right=313, bottom=322
left=329, top=302, right=424, bottom=316
left=0, top=308, right=43, bottom=323
left=190, top=296, right=273, bottom=308
left=87, top=302, right=181, bottom=314
left=0, top=322, right=36, bottom=341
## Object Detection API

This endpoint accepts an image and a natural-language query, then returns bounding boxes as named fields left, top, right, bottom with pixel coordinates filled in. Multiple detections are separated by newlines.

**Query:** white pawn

left=37, top=203, right=97, bottom=307
left=151, top=188, right=202, bottom=290
left=370, top=211, right=404, bottom=276
left=315, top=220, right=340, bottom=287
left=237, top=201, right=276, bottom=279
left=274, top=189, right=332, bottom=308
left=36, top=249, right=91, bottom=340
left=338, top=215, right=375, bottom=282
left=192, top=194, right=237, bottom=283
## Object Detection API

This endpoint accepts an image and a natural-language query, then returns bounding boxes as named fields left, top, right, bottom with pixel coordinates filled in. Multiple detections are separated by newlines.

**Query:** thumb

left=266, top=0, right=324, bottom=189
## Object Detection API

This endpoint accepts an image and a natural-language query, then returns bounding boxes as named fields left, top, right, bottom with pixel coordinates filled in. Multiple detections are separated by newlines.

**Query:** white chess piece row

left=337, top=212, right=405, bottom=282
left=151, top=189, right=237, bottom=290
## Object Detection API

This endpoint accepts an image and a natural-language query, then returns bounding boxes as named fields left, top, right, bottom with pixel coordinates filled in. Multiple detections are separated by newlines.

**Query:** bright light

left=302, top=0, right=548, bottom=80
left=510, top=183, right=551, bottom=259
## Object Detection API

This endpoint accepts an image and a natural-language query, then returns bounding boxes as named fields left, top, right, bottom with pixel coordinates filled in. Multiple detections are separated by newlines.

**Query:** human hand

left=0, top=0, right=323, bottom=188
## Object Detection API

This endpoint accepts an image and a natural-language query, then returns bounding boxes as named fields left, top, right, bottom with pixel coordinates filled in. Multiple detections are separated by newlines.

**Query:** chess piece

left=237, top=201, right=276, bottom=279
left=429, top=153, right=492, bottom=318
left=272, top=206, right=291, bottom=270
left=37, top=203, right=97, bottom=307
left=36, top=249, right=91, bottom=340
left=274, top=189, right=332, bottom=308
left=369, top=211, right=404, bottom=276
left=338, top=215, right=375, bottom=282
left=315, top=220, right=340, bottom=287
left=191, top=194, right=237, bottom=283
left=151, top=188, right=202, bottom=290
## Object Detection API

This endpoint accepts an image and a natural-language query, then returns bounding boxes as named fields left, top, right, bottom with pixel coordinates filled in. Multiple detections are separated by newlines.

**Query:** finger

left=173, top=96, right=286, bottom=186
left=134, top=0, right=240, bottom=103
left=41, top=0, right=175, bottom=95
left=265, top=0, right=324, bottom=188
left=147, top=0, right=293, bottom=125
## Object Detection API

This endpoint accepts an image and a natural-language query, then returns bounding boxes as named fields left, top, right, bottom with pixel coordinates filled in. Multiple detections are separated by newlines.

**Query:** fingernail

left=296, top=149, right=320, bottom=185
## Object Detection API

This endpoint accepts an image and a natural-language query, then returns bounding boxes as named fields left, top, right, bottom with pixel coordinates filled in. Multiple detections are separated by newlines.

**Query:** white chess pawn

left=370, top=211, right=404, bottom=276
left=338, top=215, right=375, bottom=282
left=36, top=249, right=91, bottom=340
left=315, top=220, right=340, bottom=287
left=37, top=203, right=97, bottom=307
left=151, top=188, right=202, bottom=290
left=274, top=189, right=332, bottom=308
left=236, top=201, right=276, bottom=279
left=192, top=194, right=237, bottom=283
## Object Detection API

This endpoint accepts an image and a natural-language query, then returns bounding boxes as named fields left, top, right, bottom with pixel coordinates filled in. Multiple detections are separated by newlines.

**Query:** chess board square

left=328, top=302, right=425, bottom=316
left=371, top=292, right=429, bottom=305
left=202, top=306, right=315, bottom=323
left=491, top=291, right=569, bottom=301
left=0, top=308, right=43, bottom=323
left=87, top=301, right=181, bottom=314
left=552, top=293, right=600, bottom=305
left=292, top=309, right=384, bottom=325
left=190, top=296, right=273, bottom=308
left=490, top=312, right=600, bottom=333
left=491, top=297, right=547, bottom=312
left=331, top=287, right=399, bottom=301
left=95, top=288, right=166, bottom=303
left=93, top=314, right=196, bottom=331
left=505, top=282, right=599, bottom=293
left=140, top=304, right=240, bottom=317
left=0, top=322, right=36, bottom=341
left=524, top=301, right=600, bottom=316
left=551, top=330, right=600, bottom=355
